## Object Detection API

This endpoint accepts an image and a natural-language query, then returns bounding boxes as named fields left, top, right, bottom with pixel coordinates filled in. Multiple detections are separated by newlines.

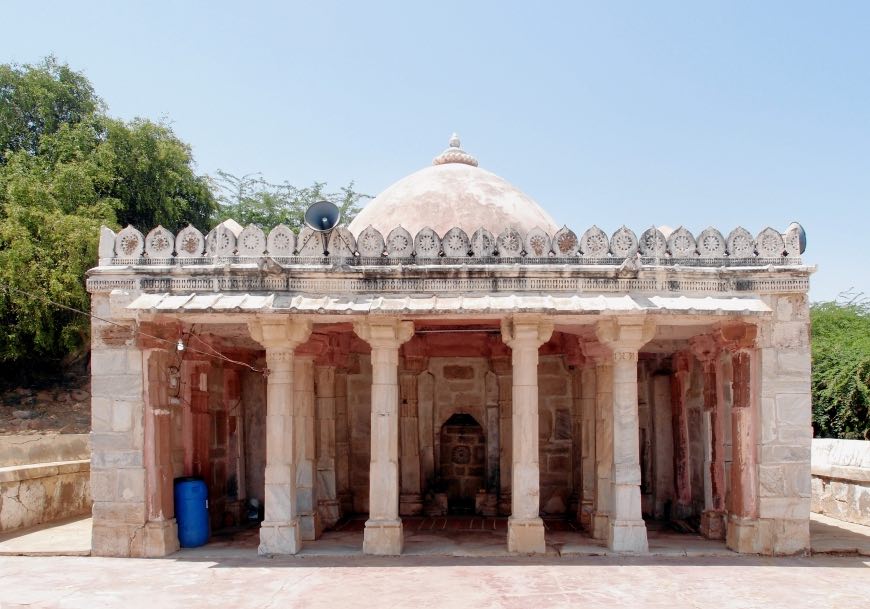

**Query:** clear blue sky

left=4, top=1, right=868, bottom=301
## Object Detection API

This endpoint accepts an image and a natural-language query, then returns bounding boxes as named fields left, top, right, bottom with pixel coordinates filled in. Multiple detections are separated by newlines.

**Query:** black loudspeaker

left=304, top=200, right=341, bottom=232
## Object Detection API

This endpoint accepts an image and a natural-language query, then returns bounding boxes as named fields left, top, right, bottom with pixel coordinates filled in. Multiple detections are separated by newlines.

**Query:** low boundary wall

left=0, top=434, right=91, bottom=532
left=811, top=438, right=870, bottom=526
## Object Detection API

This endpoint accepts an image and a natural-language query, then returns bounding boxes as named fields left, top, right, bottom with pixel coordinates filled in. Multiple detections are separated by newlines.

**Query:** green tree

left=0, top=58, right=215, bottom=370
left=211, top=170, right=368, bottom=230
left=811, top=293, right=870, bottom=439
left=0, top=56, right=100, bottom=161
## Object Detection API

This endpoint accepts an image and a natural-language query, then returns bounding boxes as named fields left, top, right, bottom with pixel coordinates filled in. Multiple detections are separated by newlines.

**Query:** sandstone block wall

left=751, top=293, right=813, bottom=554
left=811, top=438, right=870, bottom=526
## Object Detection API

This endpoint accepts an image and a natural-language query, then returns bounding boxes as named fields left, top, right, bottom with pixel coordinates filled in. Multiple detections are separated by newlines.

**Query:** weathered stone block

left=116, top=468, right=146, bottom=502
left=92, top=500, right=146, bottom=525
left=443, top=365, right=474, bottom=380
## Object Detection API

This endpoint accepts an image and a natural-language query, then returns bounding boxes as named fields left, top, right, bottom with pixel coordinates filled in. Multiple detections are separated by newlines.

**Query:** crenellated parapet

left=98, top=221, right=806, bottom=267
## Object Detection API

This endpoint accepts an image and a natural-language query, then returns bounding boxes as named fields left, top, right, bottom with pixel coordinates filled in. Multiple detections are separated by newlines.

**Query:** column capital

left=353, top=318, right=414, bottom=349
left=595, top=318, right=655, bottom=355
left=500, top=315, right=554, bottom=349
left=712, top=322, right=757, bottom=353
left=689, top=334, right=720, bottom=365
left=249, top=317, right=312, bottom=350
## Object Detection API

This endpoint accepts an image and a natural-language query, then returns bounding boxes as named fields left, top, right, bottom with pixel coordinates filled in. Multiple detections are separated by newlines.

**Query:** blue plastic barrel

left=174, top=477, right=210, bottom=547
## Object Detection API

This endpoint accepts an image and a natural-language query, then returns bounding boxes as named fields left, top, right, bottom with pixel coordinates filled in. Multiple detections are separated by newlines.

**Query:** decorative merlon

left=96, top=222, right=807, bottom=267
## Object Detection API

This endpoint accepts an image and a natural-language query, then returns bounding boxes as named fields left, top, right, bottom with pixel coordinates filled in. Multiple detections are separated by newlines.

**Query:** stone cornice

left=87, top=264, right=812, bottom=296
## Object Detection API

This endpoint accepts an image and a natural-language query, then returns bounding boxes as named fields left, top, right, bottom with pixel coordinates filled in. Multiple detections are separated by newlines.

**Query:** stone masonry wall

left=0, top=434, right=91, bottom=532
left=811, top=438, right=870, bottom=526
left=753, top=293, right=813, bottom=554
left=89, top=293, right=148, bottom=557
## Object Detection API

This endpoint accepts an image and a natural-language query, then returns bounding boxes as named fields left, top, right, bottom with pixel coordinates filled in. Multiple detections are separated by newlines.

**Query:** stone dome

left=347, top=135, right=559, bottom=238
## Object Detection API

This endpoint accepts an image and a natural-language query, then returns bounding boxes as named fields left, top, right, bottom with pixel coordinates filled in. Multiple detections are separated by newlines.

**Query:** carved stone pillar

left=335, top=368, right=352, bottom=514
left=596, top=318, right=655, bottom=552
left=490, top=339, right=513, bottom=517
left=484, top=370, right=500, bottom=497
left=293, top=355, right=320, bottom=540
left=314, top=363, right=340, bottom=529
left=588, top=345, right=613, bottom=541
left=142, top=348, right=179, bottom=556
left=670, top=351, right=693, bottom=520
left=248, top=317, right=312, bottom=555
left=691, top=334, right=726, bottom=540
left=501, top=316, right=554, bottom=554
left=716, top=323, right=759, bottom=552
left=399, top=373, right=423, bottom=514
left=577, top=347, right=598, bottom=528
left=354, top=319, right=414, bottom=555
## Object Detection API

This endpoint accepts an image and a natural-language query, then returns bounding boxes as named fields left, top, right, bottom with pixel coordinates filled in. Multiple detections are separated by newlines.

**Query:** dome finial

left=433, top=133, right=479, bottom=167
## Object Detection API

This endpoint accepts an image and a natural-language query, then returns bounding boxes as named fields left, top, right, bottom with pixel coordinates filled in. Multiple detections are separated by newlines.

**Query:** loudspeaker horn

left=304, top=200, right=342, bottom=232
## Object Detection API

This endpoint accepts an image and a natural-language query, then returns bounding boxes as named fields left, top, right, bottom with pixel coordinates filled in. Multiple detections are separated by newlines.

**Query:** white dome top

left=347, top=135, right=559, bottom=238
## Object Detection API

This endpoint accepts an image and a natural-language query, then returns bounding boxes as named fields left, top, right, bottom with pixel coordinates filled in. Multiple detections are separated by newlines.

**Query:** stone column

left=249, top=317, right=312, bottom=555
left=294, top=355, right=319, bottom=540
left=490, top=349, right=513, bottom=516
left=399, top=340, right=426, bottom=516
left=724, top=338, right=760, bottom=552
left=335, top=369, right=352, bottom=514
left=142, top=348, right=180, bottom=556
left=589, top=350, right=613, bottom=540
left=670, top=351, right=693, bottom=519
left=578, top=362, right=597, bottom=527
left=500, top=316, right=554, bottom=554
left=484, top=371, right=501, bottom=496
left=691, top=335, right=726, bottom=540
left=315, top=363, right=340, bottom=528
left=354, top=319, right=414, bottom=555
left=596, top=318, right=655, bottom=552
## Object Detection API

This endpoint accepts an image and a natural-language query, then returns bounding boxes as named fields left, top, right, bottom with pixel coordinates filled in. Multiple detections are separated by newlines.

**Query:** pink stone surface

left=347, top=163, right=559, bottom=238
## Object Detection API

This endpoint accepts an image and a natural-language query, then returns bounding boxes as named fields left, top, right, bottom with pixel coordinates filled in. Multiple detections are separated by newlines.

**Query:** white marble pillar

left=578, top=364, right=597, bottom=527
left=353, top=319, right=414, bottom=555
left=591, top=357, right=613, bottom=540
left=500, top=316, right=554, bottom=554
left=596, top=318, right=655, bottom=552
left=315, top=364, right=340, bottom=529
left=249, top=317, right=312, bottom=555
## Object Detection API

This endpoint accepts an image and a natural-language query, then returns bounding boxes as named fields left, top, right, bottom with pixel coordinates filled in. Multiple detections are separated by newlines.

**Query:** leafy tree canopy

left=811, top=292, right=870, bottom=439
left=0, top=58, right=215, bottom=368
left=211, top=170, right=368, bottom=230
left=0, top=57, right=369, bottom=374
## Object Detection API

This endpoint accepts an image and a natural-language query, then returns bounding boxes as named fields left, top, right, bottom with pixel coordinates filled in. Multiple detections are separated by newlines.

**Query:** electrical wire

left=0, top=281, right=265, bottom=374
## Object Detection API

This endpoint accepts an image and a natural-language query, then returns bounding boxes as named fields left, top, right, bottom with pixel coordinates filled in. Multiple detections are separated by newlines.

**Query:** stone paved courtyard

left=0, top=553, right=868, bottom=608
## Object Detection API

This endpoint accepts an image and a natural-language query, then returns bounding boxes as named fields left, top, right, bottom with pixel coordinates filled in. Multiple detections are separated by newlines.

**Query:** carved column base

left=399, top=493, right=424, bottom=516
left=591, top=512, right=610, bottom=540
left=608, top=519, right=649, bottom=553
left=318, top=500, right=341, bottom=529
left=363, top=519, right=403, bottom=555
left=259, top=520, right=301, bottom=555
left=726, top=515, right=759, bottom=554
left=140, top=520, right=179, bottom=557
left=507, top=517, right=546, bottom=554
left=700, top=510, right=726, bottom=540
